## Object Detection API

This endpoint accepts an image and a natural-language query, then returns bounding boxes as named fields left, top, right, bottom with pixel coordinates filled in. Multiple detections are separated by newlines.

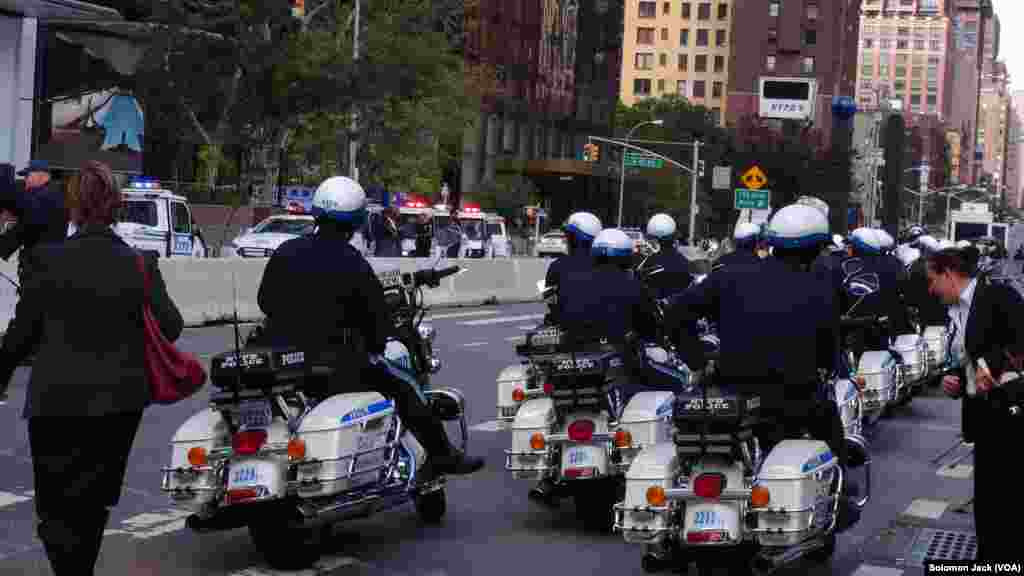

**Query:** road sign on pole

left=735, top=188, right=771, bottom=210
left=740, top=166, right=768, bottom=190
left=712, top=166, right=732, bottom=190
left=623, top=151, right=664, bottom=168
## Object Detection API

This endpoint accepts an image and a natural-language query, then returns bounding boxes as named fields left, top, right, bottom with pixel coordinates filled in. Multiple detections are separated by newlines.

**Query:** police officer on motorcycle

left=670, top=203, right=848, bottom=472
left=845, top=228, right=910, bottom=350
left=642, top=213, right=692, bottom=298
left=714, top=222, right=763, bottom=271
left=543, top=212, right=602, bottom=323
left=257, top=176, right=484, bottom=481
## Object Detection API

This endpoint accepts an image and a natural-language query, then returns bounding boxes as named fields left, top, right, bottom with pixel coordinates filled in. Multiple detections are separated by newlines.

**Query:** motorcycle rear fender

left=556, top=411, right=612, bottom=477
left=680, top=457, right=747, bottom=544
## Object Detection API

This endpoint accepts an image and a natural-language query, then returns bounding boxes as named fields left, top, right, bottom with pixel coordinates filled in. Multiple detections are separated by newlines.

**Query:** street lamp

left=618, top=119, right=664, bottom=227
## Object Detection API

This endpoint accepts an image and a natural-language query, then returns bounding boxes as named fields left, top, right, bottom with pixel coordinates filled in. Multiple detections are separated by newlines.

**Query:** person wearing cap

left=714, top=221, right=764, bottom=272
left=643, top=213, right=692, bottom=298
left=903, top=235, right=947, bottom=327
left=0, top=160, right=69, bottom=289
left=544, top=211, right=602, bottom=294
left=844, top=228, right=909, bottom=351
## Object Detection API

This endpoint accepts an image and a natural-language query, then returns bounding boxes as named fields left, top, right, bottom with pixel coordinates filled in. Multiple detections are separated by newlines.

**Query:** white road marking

left=459, top=313, right=545, bottom=326
left=937, top=463, right=974, bottom=479
left=518, top=325, right=538, bottom=330
left=461, top=342, right=489, bottom=348
left=505, top=336, right=526, bottom=343
left=120, top=509, right=191, bottom=529
left=902, top=498, right=949, bottom=520
left=470, top=420, right=506, bottom=432
left=133, top=519, right=189, bottom=540
left=425, top=310, right=500, bottom=321
left=226, top=555, right=358, bottom=575
left=852, top=566, right=904, bottom=576
left=0, top=491, right=32, bottom=508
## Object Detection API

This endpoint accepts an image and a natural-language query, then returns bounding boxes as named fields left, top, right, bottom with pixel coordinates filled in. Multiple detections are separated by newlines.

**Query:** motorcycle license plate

left=237, top=400, right=272, bottom=429
left=227, top=460, right=285, bottom=494
left=684, top=502, right=739, bottom=533
left=561, top=445, right=604, bottom=475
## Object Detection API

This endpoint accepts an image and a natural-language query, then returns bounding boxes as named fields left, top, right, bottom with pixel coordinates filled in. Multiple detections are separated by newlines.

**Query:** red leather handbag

left=136, top=255, right=206, bottom=404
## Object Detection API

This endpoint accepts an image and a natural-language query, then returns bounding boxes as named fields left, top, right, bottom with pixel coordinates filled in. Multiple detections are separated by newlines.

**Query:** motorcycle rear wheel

left=415, top=488, right=447, bottom=523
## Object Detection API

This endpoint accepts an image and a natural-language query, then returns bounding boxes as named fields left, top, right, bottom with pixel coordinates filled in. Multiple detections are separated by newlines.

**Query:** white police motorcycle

left=160, top=246, right=467, bottom=569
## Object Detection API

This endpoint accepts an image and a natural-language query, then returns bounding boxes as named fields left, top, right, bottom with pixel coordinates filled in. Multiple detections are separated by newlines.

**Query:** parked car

left=535, top=231, right=568, bottom=258
left=223, top=214, right=316, bottom=258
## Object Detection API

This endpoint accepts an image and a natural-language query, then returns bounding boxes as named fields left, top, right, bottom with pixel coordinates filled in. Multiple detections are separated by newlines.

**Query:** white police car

left=114, top=177, right=208, bottom=258
left=224, top=213, right=316, bottom=258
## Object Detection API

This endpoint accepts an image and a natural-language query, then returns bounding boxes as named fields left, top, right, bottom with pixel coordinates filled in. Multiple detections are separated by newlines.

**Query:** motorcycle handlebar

left=412, top=266, right=461, bottom=288
left=840, top=315, right=889, bottom=329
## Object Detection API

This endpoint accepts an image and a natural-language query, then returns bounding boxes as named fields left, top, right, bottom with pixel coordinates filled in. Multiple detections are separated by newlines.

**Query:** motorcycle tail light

left=567, top=420, right=595, bottom=442
left=686, top=530, right=728, bottom=543
left=543, top=382, right=553, bottom=395
left=693, top=473, right=726, bottom=499
left=614, top=430, right=632, bottom=448
left=512, top=388, right=526, bottom=402
left=232, top=430, right=268, bottom=455
left=225, top=488, right=260, bottom=505
left=187, top=447, right=208, bottom=467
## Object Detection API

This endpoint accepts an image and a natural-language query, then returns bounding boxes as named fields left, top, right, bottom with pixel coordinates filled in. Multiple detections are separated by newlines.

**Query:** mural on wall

left=41, top=89, right=144, bottom=173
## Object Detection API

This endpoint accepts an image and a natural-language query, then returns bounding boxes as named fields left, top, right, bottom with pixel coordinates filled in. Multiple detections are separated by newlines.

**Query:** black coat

left=0, top=181, right=68, bottom=262
left=0, top=226, right=184, bottom=418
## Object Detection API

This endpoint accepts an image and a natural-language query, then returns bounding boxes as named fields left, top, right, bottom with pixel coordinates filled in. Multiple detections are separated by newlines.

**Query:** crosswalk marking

left=227, top=555, right=358, bottom=575
left=458, top=313, right=545, bottom=327
left=461, top=342, right=488, bottom=348
left=425, top=310, right=500, bottom=321
left=0, top=491, right=31, bottom=509
left=505, top=336, right=525, bottom=343
left=470, top=420, right=506, bottom=432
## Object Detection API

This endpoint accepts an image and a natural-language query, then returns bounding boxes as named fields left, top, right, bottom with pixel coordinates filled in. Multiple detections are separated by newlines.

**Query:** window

left=897, top=27, right=909, bottom=37
left=680, top=29, right=689, bottom=46
left=678, top=53, right=688, bottom=70
left=637, top=28, right=655, bottom=44
left=635, top=53, right=654, bottom=69
left=678, top=80, right=688, bottom=95
left=894, top=79, right=906, bottom=91
left=693, top=80, right=706, bottom=98
left=716, top=29, right=727, bottom=46
left=681, top=2, right=690, bottom=18
left=121, top=200, right=158, bottom=227
left=717, top=3, right=728, bottom=19
left=662, top=28, right=669, bottom=40
left=927, top=94, right=937, bottom=106
left=658, top=79, right=666, bottom=91
left=802, top=57, right=814, bottom=73
left=914, top=40, right=925, bottom=50
left=769, top=1, right=779, bottom=17
left=634, top=78, right=652, bottom=95
left=863, top=39, right=873, bottom=48
left=880, top=39, right=891, bottom=49
left=805, top=29, right=816, bottom=46
left=768, top=28, right=777, bottom=41
left=895, top=65, right=906, bottom=77
left=807, top=3, right=818, bottom=20
left=698, top=2, right=710, bottom=19
left=910, top=94, right=921, bottom=105
left=862, top=63, right=874, bottom=76
left=766, top=55, right=776, bottom=71
left=697, top=29, right=709, bottom=46
left=172, top=202, right=191, bottom=234
left=911, top=78, right=921, bottom=90
left=664, top=2, right=671, bottom=14
left=639, top=1, right=657, bottom=18
left=897, top=40, right=909, bottom=49
left=911, top=66, right=922, bottom=77
left=659, top=53, right=667, bottom=66
left=714, top=54, right=724, bottom=72
left=695, top=54, right=708, bottom=71
left=930, top=40, right=941, bottom=51
left=712, top=81, right=723, bottom=98
left=879, top=61, right=889, bottom=76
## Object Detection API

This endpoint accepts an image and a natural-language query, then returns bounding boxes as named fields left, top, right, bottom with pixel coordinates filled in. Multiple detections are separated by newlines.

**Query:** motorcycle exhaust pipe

left=751, top=537, right=827, bottom=576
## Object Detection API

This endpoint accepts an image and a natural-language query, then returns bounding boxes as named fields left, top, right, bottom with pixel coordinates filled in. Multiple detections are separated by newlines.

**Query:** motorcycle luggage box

left=922, top=326, right=948, bottom=368
left=210, top=347, right=307, bottom=390
left=890, top=334, right=927, bottom=382
left=754, top=439, right=837, bottom=547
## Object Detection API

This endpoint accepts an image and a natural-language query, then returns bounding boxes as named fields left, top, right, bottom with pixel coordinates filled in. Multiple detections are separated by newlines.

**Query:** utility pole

left=689, top=141, right=701, bottom=246
left=349, top=0, right=361, bottom=182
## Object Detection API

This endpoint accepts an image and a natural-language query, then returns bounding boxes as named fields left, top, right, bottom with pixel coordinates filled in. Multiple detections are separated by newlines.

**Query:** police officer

left=671, top=202, right=848, bottom=479
left=257, top=177, right=484, bottom=481
left=714, top=222, right=763, bottom=272
left=845, top=228, right=909, bottom=344
left=542, top=212, right=602, bottom=324
left=642, top=213, right=692, bottom=298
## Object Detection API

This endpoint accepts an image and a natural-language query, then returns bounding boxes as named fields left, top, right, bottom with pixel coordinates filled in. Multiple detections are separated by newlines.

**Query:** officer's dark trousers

left=28, top=411, right=142, bottom=575
left=970, top=395, right=1023, bottom=562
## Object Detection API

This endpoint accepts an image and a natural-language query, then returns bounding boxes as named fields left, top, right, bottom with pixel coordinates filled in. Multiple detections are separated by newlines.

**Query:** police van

left=114, top=177, right=208, bottom=258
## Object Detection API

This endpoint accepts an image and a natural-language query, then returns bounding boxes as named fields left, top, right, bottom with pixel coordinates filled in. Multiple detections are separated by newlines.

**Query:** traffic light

left=591, top=144, right=599, bottom=162
left=582, top=143, right=595, bottom=162
left=697, top=160, right=705, bottom=177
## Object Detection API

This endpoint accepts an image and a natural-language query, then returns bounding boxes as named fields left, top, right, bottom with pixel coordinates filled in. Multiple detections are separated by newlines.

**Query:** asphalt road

left=0, top=302, right=974, bottom=575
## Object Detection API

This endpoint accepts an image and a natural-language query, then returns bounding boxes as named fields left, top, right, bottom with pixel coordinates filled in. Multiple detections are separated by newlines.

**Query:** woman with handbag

left=0, top=160, right=202, bottom=575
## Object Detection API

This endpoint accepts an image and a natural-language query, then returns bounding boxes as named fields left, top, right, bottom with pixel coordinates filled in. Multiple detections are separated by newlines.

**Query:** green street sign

left=624, top=151, right=664, bottom=169
left=734, top=188, right=771, bottom=210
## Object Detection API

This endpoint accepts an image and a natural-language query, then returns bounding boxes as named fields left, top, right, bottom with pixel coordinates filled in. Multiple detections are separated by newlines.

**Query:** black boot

left=528, top=478, right=559, bottom=507
left=415, top=420, right=484, bottom=484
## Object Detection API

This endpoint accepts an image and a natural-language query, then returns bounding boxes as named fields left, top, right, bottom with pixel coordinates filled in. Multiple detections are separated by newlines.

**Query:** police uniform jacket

left=713, top=249, right=761, bottom=273
left=544, top=250, right=592, bottom=291
left=556, top=263, right=658, bottom=345
left=643, top=249, right=693, bottom=299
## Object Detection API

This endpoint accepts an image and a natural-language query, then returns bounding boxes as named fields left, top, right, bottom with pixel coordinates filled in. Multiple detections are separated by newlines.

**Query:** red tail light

left=567, top=420, right=595, bottom=442
left=225, top=488, right=259, bottom=504
left=686, top=530, right=729, bottom=543
left=232, top=430, right=268, bottom=455
left=543, top=382, right=553, bottom=395
left=693, top=473, right=726, bottom=499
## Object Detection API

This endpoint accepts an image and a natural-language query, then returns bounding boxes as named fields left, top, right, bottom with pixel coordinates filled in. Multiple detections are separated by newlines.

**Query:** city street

left=0, top=303, right=973, bottom=575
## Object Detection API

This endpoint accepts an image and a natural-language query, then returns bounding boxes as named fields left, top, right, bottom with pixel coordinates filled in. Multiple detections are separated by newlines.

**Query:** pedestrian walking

left=0, top=160, right=69, bottom=289
left=0, top=160, right=186, bottom=575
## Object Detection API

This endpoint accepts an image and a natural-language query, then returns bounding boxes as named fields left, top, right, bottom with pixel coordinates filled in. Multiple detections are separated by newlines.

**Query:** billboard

left=758, top=77, right=817, bottom=121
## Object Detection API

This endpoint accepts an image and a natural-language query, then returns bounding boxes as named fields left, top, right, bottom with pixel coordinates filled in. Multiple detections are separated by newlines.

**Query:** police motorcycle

left=159, top=247, right=467, bottom=568
left=501, top=250, right=688, bottom=530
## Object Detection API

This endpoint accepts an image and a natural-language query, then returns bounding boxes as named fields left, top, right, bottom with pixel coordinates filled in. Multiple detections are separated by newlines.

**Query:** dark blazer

left=0, top=226, right=184, bottom=418
left=0, top=181, right=68, bottom=261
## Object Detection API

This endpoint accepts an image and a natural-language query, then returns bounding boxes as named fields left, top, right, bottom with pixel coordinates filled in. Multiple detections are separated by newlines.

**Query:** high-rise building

left=726, top=0, right=860, bottom=146
left=619, top=0, right=733, bottom=125
left=977, top=61, right=1009, bottom=189
left=855, top=0, right=954, bottom=119
left=948, top=0, right=993, bottom=185
left=1011, top=91, right=1024, bottom=209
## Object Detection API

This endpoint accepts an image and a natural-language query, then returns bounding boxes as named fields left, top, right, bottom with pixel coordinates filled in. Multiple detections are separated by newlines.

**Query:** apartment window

left=895, top=66, right=906, bottom=77
left=927, top=94, right=937, bottom=106
left=910, top=94, right=921, bottom=105
left=717, top=3, right=728, bottom=19
left=769, top=1, right=779, bottom=17
left=634, top=78, right=652, bottom=95
left=897, top=27, right=909, bottom=37
left=658, top=79, right=666, bottom=92
left=694, top=54, right=707, bottom=72
left=897, top=40, right=909, bottom=49
left=678, top=54, right=688, bottom=70
left=863, top=39, right=874, bottom=48
left=637, top=28, right=655, bottom=44
left=805, top=30, right=816, bottom=46
left=716, top=29, right=727, bottom=46
left=914, top=40, right=925, bottom=50
left=677, top=80, right=688, bottom=96
left=662, top=28, right=669, bottom=40
left=681, top=2, right=690, bottom=18
left=712, top=81, right=723, bottom=98
left=768, top=28, right=777, bottom=41
left=714, top=54, right=724, bottom=72
left=639, top=1, right=657, bottom=18
left=807, top=3, right=818, bottom=20
left=660, top=53, right=668, bottom=66
left=911, top=66, right=922, bottom=78
left=802, top=57, right=814, bottom=74
left=635, top=53, right=654, bottom=69
left=862, top=63, right=874, bottom=77
left=663, top=2, right=671, bottom=14
left=698, top=2, right=710, bottom=19
left=680, top=29, right=689, bottom=46
left=693, top=80, right=706, bottom=98
left=766, top=55, right=776, bottom=71
left=880, top=39, right=891, bottom=49
left=894, top=79, right=906, bottom=91
left=697, top=29, right=709, bottom=46
left=911, top=78, right=921, bottom=90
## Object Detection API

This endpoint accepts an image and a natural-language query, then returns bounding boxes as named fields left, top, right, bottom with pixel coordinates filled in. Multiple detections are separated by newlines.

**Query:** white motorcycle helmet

left=592, top=228, right=634, bottom=259
left=763, top=203, right=830, bottom=250
left=795, top=195, right=830, bottom=218
left=646, top=213, right=677, bottom=239
left=848, top=227, right=883, bottom=255
left=895, top=244, right=921, bottom=267
left=564, top=211, right=603, bottom=243
left=734, top=222, right=761, bottom=246
left=874, top=229, right=895, bottom=252
left=937, top=239, right=957, bottom=250
left=311, top=176, right=368, bottom=229
left=917, top=235, right=940, bottom=254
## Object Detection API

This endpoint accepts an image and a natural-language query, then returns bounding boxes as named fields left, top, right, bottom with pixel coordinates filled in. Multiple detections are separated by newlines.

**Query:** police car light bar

left=128, top=177, right=161, bottom=190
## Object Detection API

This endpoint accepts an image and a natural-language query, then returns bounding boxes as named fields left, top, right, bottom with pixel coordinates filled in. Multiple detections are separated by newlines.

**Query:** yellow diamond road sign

left=741, top=166, right=767, bottom=190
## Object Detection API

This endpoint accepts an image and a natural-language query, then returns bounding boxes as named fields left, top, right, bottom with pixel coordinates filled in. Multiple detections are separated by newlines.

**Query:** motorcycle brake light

left=567, top=420, right=595, bottom=442
left=693, top=473, right=726, bottom=499
left=564, top=467, right=596, bottom=479
left=686, top=530, right=728, bottom=543
left=543, top=382, right=553, bottom=395
left=225, top=488, right=260, bottom=505
left=232, top=430, right=268, bottom=455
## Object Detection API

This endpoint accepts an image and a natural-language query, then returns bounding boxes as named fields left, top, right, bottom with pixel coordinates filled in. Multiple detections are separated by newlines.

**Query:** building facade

left=977, top=61, right=1009, bottom=188
left=726, top=0, right=861, bottom=146
left=619, top=0, right=732, bottom=124
left=947, top=0, right=992, bottom=185
left=1011, top=91, right=1024, bottom=209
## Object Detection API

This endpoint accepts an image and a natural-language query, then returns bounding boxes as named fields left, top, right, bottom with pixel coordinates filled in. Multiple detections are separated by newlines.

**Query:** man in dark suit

left=929, top=248, right=1024, bottom=562
left=0, top=160, right=69, bottom=289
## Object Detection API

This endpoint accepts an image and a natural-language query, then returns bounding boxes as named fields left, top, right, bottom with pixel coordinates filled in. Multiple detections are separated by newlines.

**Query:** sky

left=991, top=0, right=1022, bottom=92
